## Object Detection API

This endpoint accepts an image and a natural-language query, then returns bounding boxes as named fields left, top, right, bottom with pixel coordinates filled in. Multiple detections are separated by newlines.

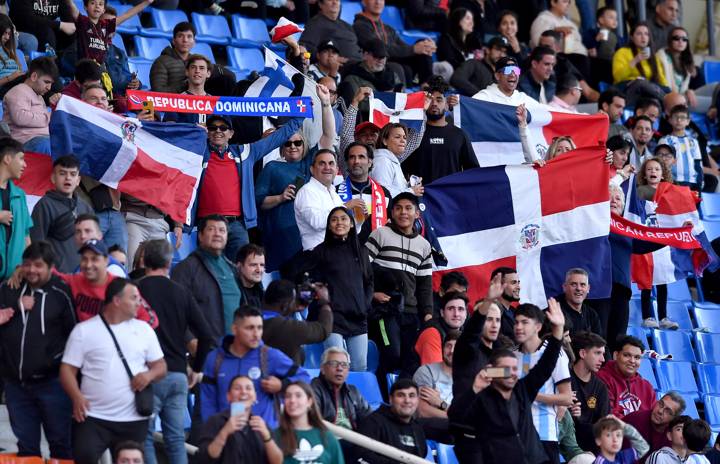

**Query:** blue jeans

left=4, top=378, right=73, bottom=458
left=576, top=0, right=598, bottom=35
left=224, top=219, right=249, bottom=262
left=23, top=136, right=51, bottom=155
left=324, top=333, right=368, bottom=372
left=145, top=372, right=189, bottom=464
left=97, top=209, right=129, bottom=253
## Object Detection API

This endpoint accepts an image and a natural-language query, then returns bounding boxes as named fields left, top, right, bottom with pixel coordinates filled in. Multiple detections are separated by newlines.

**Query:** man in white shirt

left=294, top=149, right=344, bottom=250
left=59, top=278, right=167, bottom=464
left=472, top=56, right=538, bottom=107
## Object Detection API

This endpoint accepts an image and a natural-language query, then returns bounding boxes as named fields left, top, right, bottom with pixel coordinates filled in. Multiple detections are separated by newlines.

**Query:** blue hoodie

left=201, top=335, right=310, bottom=428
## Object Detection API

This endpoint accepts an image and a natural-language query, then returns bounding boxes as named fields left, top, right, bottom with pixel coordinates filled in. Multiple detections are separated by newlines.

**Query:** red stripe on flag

left=537, top=146, right=610, bottom=216
left=631, top=253, right=654, bottom=290
left=372, top=110, right=390, bottom=129
left=654, top=182, right=698, bottom=215
left=117, top=148, right=197, bottom=224
left=405, top=91, right=426, bottom=109
left=432, top=256, right=517, bottom=310
left=541, top=111, right=609, bottom=148
left=16, top=152, right=54, bottom=196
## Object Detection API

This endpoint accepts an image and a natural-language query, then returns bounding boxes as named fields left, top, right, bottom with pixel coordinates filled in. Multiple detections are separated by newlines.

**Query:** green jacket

left=0, top=181, right=32, bottom=279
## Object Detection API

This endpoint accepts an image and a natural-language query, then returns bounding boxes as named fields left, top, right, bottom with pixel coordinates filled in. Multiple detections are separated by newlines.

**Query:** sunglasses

left=208, top=125, right=229, bottom=132
left=500, top=65, right=521, bottom=76
left=671, top=35, right=688, bottom=42
left=283, top=140, right=304, bottom=148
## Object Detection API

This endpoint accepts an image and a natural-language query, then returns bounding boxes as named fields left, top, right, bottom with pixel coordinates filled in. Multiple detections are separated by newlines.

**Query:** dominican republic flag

left=50, top=96, right=206, bottom=224
left=453, top=96, right=609, bottom=167
left=15, top=152, right=53, bottom=212
left=369, top=91, right=425, bottom=131
left=627, top=180, right=719, bottom=289
left=421, top=146, right=611, bottom=307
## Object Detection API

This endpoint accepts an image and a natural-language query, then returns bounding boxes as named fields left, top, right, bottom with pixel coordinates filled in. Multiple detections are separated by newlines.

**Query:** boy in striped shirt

left=657, top=105, right=703, bottom=192
left=514, top=304, right=572, bottom=464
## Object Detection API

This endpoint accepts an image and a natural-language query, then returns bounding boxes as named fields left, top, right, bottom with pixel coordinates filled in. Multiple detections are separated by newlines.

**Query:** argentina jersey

left=659, top=134, right=702, bottom=184
left=515, top=341, right=571, bottom=442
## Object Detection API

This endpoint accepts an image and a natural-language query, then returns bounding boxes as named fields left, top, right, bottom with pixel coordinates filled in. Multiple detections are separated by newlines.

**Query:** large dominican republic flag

left=50, top=96, right=206, bottom=224
left=422, top=146, right=611, bottom=306
left=369, top=91, right=425, bottom=131
left=16, top=152, right=53, bottom=212
left=454, top=96, right=609, bottom=167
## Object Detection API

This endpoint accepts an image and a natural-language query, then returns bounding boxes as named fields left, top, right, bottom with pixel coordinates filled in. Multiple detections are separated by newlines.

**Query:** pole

left=637, top=0, right=647, bottom=22
left=324, top=421, right=433, bottom=463
left=708, top=0, right=717, bottom=57
left=614, top=0, right=625, bottom=39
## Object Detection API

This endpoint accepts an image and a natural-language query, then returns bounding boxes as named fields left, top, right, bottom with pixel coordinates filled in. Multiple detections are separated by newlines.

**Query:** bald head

left=664, top=92, right=686, bottom=116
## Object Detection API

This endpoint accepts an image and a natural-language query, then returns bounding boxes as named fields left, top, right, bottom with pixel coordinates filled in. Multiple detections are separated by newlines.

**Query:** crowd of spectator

left=0, top=0, right=717, bottom=463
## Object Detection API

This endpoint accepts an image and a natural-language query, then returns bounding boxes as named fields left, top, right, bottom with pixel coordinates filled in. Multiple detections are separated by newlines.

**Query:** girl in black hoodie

left=298, top=206, right=373, bottom=371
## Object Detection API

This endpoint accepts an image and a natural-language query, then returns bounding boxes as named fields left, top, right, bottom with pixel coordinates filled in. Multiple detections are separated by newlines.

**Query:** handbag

left=100, top=315, right=155, bottom=416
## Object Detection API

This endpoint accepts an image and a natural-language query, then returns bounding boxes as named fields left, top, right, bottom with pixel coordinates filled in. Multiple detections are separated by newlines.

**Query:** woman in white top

left=372, top=123, right=426, bottom=198
left=657, top=26, right=698, bottom=108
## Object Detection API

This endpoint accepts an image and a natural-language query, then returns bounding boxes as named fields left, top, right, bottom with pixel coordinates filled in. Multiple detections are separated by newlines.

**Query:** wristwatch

left=440, top=401, right=448, bottom=411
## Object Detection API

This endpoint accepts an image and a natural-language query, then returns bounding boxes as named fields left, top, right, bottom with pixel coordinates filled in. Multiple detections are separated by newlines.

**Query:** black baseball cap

left=317, top=40, right=340, bottom=54
left=487, top=36, right=510, bottom=51
left=654, top=143, right=676, bottom=157
left=78, top=239, right=109, bottom=257
left=391, top=192, right=420, bottom=208
left=207, top=115, right=232, bottom=127
left=495, top=56, right=519, bottom=71
left=362, top=38, right=388, bottom=58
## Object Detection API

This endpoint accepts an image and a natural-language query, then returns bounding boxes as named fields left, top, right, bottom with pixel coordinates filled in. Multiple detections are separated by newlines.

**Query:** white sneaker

left=642, top=317, right=660, bottom=328
left=208, top=3, right=224, bottom=14
left=659, top=318, right=680, bottom=330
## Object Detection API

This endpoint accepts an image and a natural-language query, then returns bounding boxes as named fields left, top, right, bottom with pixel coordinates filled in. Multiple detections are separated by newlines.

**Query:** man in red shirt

left=414, top=291, right=467, bottom=366
left=623, top=391, right=686, bottom=461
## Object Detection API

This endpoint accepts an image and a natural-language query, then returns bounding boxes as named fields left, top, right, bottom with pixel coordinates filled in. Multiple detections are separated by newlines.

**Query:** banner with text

left=610, top=213, right=700, bottom=249
left=126, top=90, right=314, bottom=118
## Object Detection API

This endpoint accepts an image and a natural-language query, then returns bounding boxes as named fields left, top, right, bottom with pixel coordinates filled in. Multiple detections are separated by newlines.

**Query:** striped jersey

left=593, top=449, right=638, bottom=464
left=658, top=134, right=702, bottom=184
left=515, top=340, right=571, bottom=442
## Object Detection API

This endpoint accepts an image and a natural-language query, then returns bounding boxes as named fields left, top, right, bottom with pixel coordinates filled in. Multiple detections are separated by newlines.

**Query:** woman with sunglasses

left=658, top=26, right=698, bottom=108
left=255, top=85, right=337, bottom=273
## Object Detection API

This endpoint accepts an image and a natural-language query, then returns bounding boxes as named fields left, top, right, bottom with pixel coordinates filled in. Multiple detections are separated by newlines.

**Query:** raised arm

left=117, top=0, right=154, bottom=26
left=65, top=0, right=80, bottom=21
left=317, top=83, right=336, bottom=150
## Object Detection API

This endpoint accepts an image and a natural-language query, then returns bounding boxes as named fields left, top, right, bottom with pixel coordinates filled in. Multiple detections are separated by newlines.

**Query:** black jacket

left=171, top=249, right=241, bottom=341
left=0, top=277, right=75, bottom=383
left=450, top=59, right=494, bottom=97
left=262, top=307, right=333, bottom=365
left=437, top=33, right=482, bottom=69
left=454, top=336, right=563, bottom=464
left=197, top=410, right=267, bottom=464
left=311, top=375, right=373, bottom=430
left=353, top=13, right=414, bottom=59
left=239, top=283, right=264, bottom=309
left=355, top=405, right=427, bottom=464
left=558, top=296, right=602, bottom=337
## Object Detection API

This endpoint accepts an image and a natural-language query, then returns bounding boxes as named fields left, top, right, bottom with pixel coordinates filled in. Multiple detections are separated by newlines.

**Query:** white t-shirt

left=62, top=315, right=164, bottom=422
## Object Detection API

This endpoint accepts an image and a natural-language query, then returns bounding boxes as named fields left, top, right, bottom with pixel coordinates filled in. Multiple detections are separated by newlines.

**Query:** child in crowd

left=654, top=143, right=677, bottom=174
left=593, top=416, right=649, bottom=464
left=583, top=6, right=620, bottom=61
left=65, top=0, right=153, bottom=64
left=657, top=105, right=703, bottom=192
left=647, top=416, right=712, bottom=463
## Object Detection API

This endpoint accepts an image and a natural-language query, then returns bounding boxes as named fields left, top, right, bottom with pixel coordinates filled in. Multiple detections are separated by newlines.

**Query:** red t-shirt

left=414, top=327, right=443, bottom=365
left=197, top=150, right=242, bottom=218
left=75, top=14, right=116, bottom=63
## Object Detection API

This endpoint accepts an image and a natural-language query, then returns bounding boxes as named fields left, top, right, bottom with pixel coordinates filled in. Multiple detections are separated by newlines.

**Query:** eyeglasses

left=671, top=35, right=688, bottom=42
left=573, top=86, right=583, bottom=92
left=324, top=360, right=350, bottom=369
left=500, top=65, right=521, bottom=76
left=208, top=125, right=229, bottom=132
left=657, top=151, right=674, bottom=158
left=283, top=140, right=304, bottom=148
left=328, top=89, right=338, bottom=96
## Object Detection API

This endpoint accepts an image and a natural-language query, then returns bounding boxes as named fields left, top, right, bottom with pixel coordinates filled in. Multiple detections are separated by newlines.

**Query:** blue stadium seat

left=704, top=61, right=720, bottom=86
left=638, top=358, right=658, bottom=390
left=380, top=6, right=404, bottom=31
left=666, top=301, right=693, bottom=331
left=144, top=9, right=189, bottom=39
left=702, top=193, right=720, bottom=219
left=704, top=220, right=720, bottom=241
left=631, top=282, right=642, bottom=298
left=401, top=30, right=440, bottom=44
left=653, top=360, right=699, bottom=400
left=166, top=229, right=197, bottom=267
left=651, top=330, right=696, bottom=362
left=436, top=443, right=460, bottom=464
left=231, top=15, right=276, bottom=49
left=227, top=47, right=264, bottom=76
left=133, top=36, right=171, bottom=60
left=340, top=2, right=362, bottom=24
left=347, top=372, right=383, bottom=410
left=694, top=307, right=720, bottom=333
left=127, top=58, right=152, bottom=89
left=114, top=4, right=143, bottom=34
left=695, top=332, right=720, bottom=363
left=305, top=368, right=320, bottom=378
left=16, top=49, right=27, bottom=72
left=303, top=343, right=324, bottom=368
left=191, top=42, right=216, bottom=63
left=191, top=12, right=233, bottom=45
left=425, top=440, right=437, bottom=461
left=112, top=35, right=126, bottom=54
left=697, top=363, right=720, bottom=394
left=682, top=395, right=700, bottom=419
left=629, top=299, right=643, bottom=327
left=703, top=395, right=720, bottom=427
left=695, top=301, right=720, bottom=310
left=386, top=373, right=398, bottom=396
left=367, top=340, right=379, bottom=372
left=626, top=326, right=647, bottom=341
left=666, top=279, right=693, bottom=302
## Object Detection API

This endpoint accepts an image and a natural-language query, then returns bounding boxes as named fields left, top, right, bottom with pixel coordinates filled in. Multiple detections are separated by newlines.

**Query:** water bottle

left=44, top=43, right=56, bottom=58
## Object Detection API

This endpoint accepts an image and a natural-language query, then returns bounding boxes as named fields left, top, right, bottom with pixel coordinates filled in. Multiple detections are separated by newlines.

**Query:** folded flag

left=50, top=96, right=206, bottom=224
left=270, top=17, right=303, bottom=43
left=453, top=96, right=609, bottom=166
left=421, top=147, right=611, bottom=306
left=15, top=151, right=53, bottom=212
left=370, top=91, right=426, bottom=131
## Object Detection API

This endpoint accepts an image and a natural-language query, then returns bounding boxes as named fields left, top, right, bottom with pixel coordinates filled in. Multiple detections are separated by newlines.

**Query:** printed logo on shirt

left=618, top=390, right=642, bottom=416
left=75, top=293, right=104, bottom=319
left=587, top=396, right=597, bottom=409
left=399, top=434, right=416, bottom=447
left=292, top=438, right=324, bottom=463
left=429, top=137, right=444, bottom=145
left=248, top=366, right=261, bottom=380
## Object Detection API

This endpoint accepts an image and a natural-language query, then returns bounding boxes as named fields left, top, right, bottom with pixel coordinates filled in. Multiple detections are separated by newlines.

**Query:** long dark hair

left=277, top=381, right=327, bottom=457
left=0, top=15, right=18, bottom=68
left=448, top=8, right=472, bottom=50
left=666, top=26, right=695, bottom=78
left=323, top=206, right=372, bottom=281
left=628, top=22, right=660, bottom=83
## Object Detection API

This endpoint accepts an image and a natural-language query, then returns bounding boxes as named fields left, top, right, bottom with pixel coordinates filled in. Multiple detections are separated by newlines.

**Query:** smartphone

left=293, top=176, right=305, bottom=190
left=230, top=402, right=246, bottom=416
left=142, top=100, right=154, bottom=118
left=485, top=367, right=512, bottom=378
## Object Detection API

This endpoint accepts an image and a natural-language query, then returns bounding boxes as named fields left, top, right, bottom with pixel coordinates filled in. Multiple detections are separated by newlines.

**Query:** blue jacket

left=104, top=44, right=132, bottom=93
left=194, top=117, right=303, bottom=228
left=200, top=335, right=310, bottom=428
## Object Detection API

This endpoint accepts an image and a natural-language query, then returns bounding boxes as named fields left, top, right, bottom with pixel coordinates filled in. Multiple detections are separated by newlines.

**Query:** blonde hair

left=546, top=136, right=577, bottom=160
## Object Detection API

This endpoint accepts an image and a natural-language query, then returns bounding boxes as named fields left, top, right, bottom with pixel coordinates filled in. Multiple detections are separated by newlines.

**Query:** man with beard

left=491, top=267, right=521, bottom=341
left=414, top=331, right=458, bottom=419
left=629, top=116, right=655, bottom=169
left=472, top=56, right=538, bottom=107
left=402, top=79, right=478, bottom=185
